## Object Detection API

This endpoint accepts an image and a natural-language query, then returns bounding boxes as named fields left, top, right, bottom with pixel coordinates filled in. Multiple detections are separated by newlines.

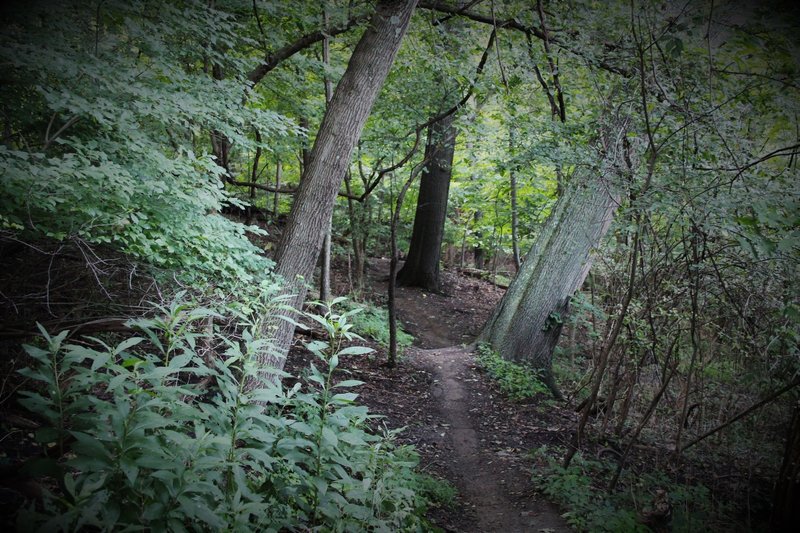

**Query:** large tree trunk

left=479, top=173, right=619, bottom=395
left=258, top=0, right=418, bottom=381
left=396, top=114, right=457, bottom=292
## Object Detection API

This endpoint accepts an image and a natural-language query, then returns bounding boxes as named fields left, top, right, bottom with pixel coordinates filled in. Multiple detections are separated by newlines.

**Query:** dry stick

left=246, top=13, right=370, bottom=86
left=226, top=176, right=295, bottom=194
left=0, top=317, right=132, bottom=341
left=679, top=377, right=800, bottom=454
left=535, top=0, right=565, bottom=122
left=343, top=171, right=360, bottom=291
left=273, top=159, right=282, bottom=221
left=673, top=225, right=702, bottom=455
left=607, top=334, right=681, bottom=491
left=247, top=129, right=262, bottom=224
left=490, top=0, right=509, bottom=91
left=251, top=0, right=269, bottom=53
left=430, top=0, right=482, bottom=26
left=417, top=0, right=629, bottom=76
left=42, top=115, right=79, bottom=152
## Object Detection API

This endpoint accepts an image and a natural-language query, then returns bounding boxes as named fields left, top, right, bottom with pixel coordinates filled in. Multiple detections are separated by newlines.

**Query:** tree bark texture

left=479, top=173, right=619, bottom=391
left=318, top=12, right=335, bottom=304
left=261, top=0, right=418, bottom=380
left=396, top=114, right=457, bottom=292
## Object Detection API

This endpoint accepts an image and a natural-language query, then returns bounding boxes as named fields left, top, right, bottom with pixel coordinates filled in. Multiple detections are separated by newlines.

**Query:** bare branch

left=679, top=377, right=800, bottom=454
left=247, top=14, right=369, bottom=86
left=42, top=115, right=79, bottom=151
left=418, top=0, right=630, bottom=76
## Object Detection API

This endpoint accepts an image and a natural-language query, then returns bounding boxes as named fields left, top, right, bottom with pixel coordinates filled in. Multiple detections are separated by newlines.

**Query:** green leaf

left=337, top=346, right=374, bottom=357
left=115, top=337, right=145, bottom=354
left=333, top=379, right=365, bottom=388
left=322, top=426, right=339, bottom=448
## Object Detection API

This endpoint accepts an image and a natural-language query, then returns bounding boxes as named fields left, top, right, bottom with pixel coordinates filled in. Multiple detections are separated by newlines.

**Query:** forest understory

left=0, top=235, right=784, bottom=532
left=284, top=254, right=782, bottom=532
left=1, top=1, right=798, bottom=531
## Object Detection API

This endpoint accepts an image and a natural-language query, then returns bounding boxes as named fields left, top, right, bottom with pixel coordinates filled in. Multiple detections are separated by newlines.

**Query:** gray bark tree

left=255, top=0, right=418, bottom=382
left=318, top=9, right=335, bottom=304
left=479, top=170, right=620, bottom=397
left=396, top=113, right=457, bottom=292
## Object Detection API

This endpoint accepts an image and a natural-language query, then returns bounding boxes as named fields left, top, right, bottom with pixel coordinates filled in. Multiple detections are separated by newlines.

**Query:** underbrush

left=475, top=344, right=549, bottom=400
left=344, top=301, right=414, bottom=355
left=532, top=446, right=745, bottom=532
left=13, top=297, right=440, bottom=532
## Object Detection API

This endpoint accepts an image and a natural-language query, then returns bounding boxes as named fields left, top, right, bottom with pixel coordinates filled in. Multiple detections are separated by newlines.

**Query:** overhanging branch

left=247, top=14, right=369, bottom=86
left=418, top=0, right=630, bottom=76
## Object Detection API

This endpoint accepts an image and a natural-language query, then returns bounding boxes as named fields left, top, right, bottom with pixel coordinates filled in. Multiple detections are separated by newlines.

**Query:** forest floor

left=287, top=259, right=573, bottom=532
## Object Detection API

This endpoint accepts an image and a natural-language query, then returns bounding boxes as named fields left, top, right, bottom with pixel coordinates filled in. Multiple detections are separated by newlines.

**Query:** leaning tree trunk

left=396, top=114, right=457, bottom=292
left=256, top=0, right=418, bottom=383
left=479, top=172, right=619, bottom=396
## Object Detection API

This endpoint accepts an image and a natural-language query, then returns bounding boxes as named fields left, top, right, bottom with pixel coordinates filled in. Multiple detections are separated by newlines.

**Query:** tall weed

left=15, top=297, right=435, bottom=531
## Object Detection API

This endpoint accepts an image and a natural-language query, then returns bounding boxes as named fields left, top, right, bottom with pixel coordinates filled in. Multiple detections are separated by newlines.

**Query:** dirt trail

left=379, top=267, right=570, bottom=531
left=420, top=345, right=569, bottom=532
left=341, top=260, right=571, bottom=531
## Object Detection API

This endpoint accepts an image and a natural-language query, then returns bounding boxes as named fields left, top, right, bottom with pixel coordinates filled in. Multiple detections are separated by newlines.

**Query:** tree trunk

left=396, top=114, right=456, bottom=292
left=318, top=13, right=335, bottom=304
left=260, top=0, right=418, bottom=380
left=479, top=173, right=619, bottom=395
left=473, top=209, right=484, bottom=269
left=509, top=125, right=521, bottom=271
left=772, top=401, right=800, bottom=531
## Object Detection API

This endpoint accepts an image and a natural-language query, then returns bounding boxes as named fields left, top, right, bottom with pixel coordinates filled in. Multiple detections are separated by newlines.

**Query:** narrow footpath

left=380, top=261, right=571, bottom=532
left=296, top=261, right=573, bottom=531
left=414, top=345, right=569, bottom=532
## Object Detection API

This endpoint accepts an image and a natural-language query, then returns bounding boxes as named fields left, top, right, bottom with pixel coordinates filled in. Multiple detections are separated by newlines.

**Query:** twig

left=42, top=115, right=79, bottom=151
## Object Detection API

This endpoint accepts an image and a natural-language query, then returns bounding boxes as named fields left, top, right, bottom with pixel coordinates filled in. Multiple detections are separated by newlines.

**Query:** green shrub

left=345, top=302, right=414, bottom=354
left=412, top=474, right=458, bottom=510
left=475, top=344, right=549, bottom=400
left=532, top=447, right=726, bottom=533
left=15, top=297, right=436, bottom=531
left=532, top=449, right=645, bottom=532
left=0, top=1, right=290, bottom=289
